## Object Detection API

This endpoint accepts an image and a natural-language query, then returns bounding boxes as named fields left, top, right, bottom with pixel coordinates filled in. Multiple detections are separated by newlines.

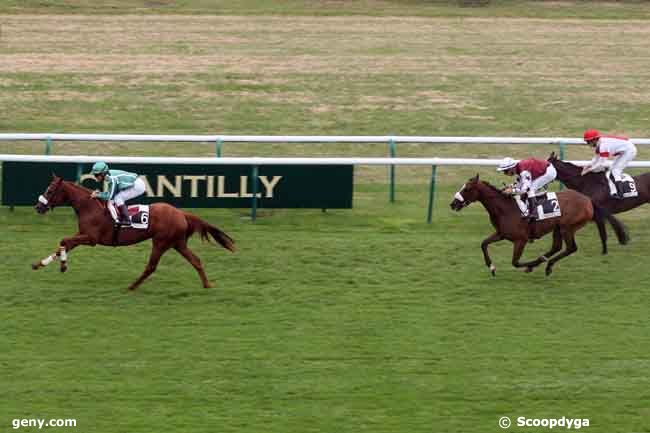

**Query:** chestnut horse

left=449, top=174, right=609, bottom=276
left=548, top=151, right=644, bottom=253
left=33, top=175, right=235, bottom=290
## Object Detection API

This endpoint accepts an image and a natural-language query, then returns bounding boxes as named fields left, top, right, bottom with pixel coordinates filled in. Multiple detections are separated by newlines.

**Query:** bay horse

left=32, top=175, right=235, bottom=290
left=548, top=151, right=640, bottom=253
left=449, top=174, right=609, bottom=276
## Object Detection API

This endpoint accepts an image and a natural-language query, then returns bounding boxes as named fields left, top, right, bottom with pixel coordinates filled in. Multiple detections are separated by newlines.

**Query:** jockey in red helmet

left=581, top=129, right=637, bottom=199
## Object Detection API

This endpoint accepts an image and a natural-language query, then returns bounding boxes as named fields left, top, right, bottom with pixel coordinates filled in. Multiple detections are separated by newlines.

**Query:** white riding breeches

left=113, top=178, right=146, bottom=206
left=610, top=147, right=637, bottom=181
left=530, top=165, right=557, bottom=196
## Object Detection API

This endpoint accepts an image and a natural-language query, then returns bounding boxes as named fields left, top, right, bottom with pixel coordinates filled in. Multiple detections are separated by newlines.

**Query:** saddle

left=529, top=192, right=562, bottom=221
left=107, top=202, right=151, bottom=229
left=605, top=171, right=638, bottom=199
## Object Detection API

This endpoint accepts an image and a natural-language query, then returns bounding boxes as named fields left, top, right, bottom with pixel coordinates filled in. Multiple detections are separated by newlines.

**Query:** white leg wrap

left=41, top=255, right=55, bottom=266
left=59, top=247, right=67, bottom=262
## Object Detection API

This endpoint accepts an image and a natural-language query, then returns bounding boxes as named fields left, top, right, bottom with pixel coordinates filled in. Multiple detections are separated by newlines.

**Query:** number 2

left=552, top=200, right=560, bottom=212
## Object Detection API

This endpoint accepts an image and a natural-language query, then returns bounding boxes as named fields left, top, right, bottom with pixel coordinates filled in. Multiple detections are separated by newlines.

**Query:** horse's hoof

left=545, top=267, right=553, bottom=276
left=489, top=265, right=496, bottom=277
left=60, top=265, right=67, bottom=273
left=31, top=263, right=40, bottom=270
left=525, top=266, right=534, bottom=273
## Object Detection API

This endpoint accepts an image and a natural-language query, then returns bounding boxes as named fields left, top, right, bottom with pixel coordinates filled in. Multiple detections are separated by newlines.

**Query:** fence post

left=251, top=165, right=258, bottom=222
left=559, top=140, right=566, bottom=190
left=75, top=163, right=83, bottom=183
left=427, top=165, right=437, bottom=224
left=215, top=138, right=223, bottom=158
left=45, top=137, right=53, bottom=155
left=389, top=138, right=396, bottom=202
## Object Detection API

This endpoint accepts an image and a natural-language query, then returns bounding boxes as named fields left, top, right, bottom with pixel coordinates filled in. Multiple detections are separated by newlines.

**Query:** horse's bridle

left=38, top=180, right=63, bottom=210
left=453, top=186, right=472, bottom=209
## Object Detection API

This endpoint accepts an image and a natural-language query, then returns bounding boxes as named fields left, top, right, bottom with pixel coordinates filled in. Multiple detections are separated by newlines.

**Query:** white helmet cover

left=496, top=157, right=518, bottom=172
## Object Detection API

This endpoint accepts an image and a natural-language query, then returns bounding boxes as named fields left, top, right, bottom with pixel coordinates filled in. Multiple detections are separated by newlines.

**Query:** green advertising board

left=1, top=162, right=353, bottom=209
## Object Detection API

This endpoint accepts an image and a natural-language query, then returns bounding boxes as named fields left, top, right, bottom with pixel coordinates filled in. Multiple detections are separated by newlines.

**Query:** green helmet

left=91, top=161, right=109, bottom=175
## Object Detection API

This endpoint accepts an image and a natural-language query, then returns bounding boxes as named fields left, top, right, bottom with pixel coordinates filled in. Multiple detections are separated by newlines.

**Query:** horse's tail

left=184, top=212, right=236, bottom=252
left=592, top=204, right=629, bottom=245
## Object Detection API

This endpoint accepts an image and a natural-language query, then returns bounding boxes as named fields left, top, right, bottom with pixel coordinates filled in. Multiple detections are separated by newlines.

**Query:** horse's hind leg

left=545, top=229, right=578, bottom=276
left=128, top=239, right=170, bottom=291
left=175, top=242, right=211, bottom=288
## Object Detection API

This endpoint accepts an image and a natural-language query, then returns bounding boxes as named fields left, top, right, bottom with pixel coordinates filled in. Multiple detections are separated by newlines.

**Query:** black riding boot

left=117, top=204, right=132, bottom=226
left=610, top=174, right=623, bottom=199
left=614, top=181, right=625, bottom=199
left=527, top=197, right=539, bottom=221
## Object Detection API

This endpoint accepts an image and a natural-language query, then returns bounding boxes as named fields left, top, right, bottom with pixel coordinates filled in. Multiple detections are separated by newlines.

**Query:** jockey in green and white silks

left=90, top=161, right=145, bottom=226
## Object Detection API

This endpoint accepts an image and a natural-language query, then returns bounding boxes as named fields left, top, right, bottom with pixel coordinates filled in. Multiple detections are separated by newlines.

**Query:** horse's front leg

left=32, top=248, right=60, bottom=270
left=57, top=233, right=95, bottom=273
left=511, top=234, right=558, bottom=272
left=510, top=238, right=531, bottom=269
left=521, top=226, right=564, bottom=273
left=481, top=232, right=503, bottom=276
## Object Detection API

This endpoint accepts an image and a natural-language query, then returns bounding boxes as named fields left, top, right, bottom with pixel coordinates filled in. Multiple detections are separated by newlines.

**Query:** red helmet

left=583, top=129, right=601, bottom=142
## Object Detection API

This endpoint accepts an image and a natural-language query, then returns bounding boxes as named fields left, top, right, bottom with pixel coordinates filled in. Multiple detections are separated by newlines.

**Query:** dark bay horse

left=449, top=174, right=608, bottom=276
left=33, top=176, right=235, bottom=290
left=548, top=152, right=640, bottom=253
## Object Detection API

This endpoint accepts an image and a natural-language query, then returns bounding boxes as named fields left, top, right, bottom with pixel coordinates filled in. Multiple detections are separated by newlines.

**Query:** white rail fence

left=3, top=154, right=650, bottom=222
left=4, top=133, right=650, bottom=204
left=3, top=133, right=650, bottom=162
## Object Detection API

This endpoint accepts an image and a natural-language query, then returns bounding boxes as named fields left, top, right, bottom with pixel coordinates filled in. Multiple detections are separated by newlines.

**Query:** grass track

left=2, top=184, right=650, bottom=432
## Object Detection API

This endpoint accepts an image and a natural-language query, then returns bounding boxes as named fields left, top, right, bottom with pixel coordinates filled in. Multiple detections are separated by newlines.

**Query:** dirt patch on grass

left=3, top=14, right=650, bottom=134
left=3, top=15, right=650, bottom=79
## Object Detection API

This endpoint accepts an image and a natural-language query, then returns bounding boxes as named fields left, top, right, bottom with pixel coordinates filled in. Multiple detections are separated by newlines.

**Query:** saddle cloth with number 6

left=107, top=203, right=150, bottom=229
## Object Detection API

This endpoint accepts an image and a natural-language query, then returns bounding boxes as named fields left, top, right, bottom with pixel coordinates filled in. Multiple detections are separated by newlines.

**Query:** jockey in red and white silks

left=497, top=157, right=557, bottom=219
left=582, top=129, right=637, bottom=198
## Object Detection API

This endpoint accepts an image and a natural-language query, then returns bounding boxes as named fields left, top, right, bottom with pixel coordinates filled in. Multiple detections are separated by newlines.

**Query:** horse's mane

left=550, top=158, right=610, bottom=189
left=480, top=180, right=503, bottom=194
left=479, top=180, right=510, bottom=198
left=550, top=158, right=582, bottom=175
left=62, top=179, right=105, bottom=211
left=63, top=179, right=93, bottom=195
